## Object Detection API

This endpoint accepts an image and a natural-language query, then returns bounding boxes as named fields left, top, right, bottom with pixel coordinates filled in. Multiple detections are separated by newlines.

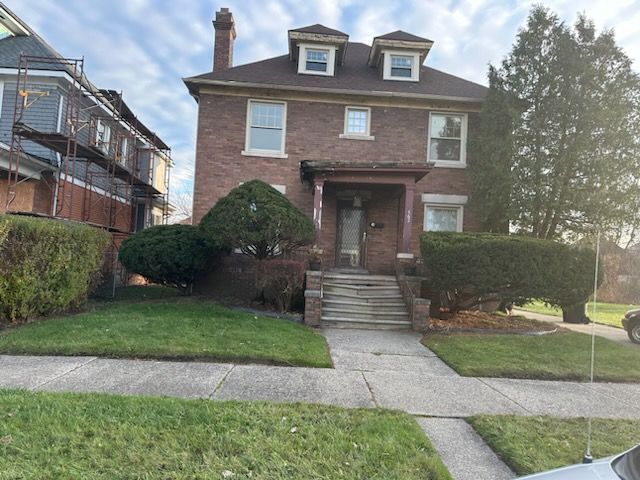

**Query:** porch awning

left=300, top=160, right=432, bottom=185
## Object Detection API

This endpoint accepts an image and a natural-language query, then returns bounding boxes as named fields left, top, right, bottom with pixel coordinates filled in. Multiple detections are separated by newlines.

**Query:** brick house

left=184, top=9, right=488, bottom=329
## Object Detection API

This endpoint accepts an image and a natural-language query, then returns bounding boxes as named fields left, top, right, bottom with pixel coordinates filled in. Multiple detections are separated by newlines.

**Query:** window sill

left=339, top=134, right=375, bottom=141
left=241, top=150, right=288, bottom=159
left=430, top=160, right=467, bottom=169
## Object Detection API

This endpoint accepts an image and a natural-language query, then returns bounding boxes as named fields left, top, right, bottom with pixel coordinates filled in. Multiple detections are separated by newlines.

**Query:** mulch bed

left=428, top=310, right=560, bottom=335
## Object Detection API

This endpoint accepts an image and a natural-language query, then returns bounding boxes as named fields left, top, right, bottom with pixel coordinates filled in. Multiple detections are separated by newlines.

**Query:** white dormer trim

left=382, top=50, right=420, bottom=82
left=297, top=43, right=337, bottom=76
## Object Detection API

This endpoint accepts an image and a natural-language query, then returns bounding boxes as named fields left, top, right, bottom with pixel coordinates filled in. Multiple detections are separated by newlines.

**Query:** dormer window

left=305, top=48, right=329, bottom=72
left=297, top=43, right=336, bottom=76
left=390, top=55, right=413, bottom=77
left=382, top=51, right=420, bottom=82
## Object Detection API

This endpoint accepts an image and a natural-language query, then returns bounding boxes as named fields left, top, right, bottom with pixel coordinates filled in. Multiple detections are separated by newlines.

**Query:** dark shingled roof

left=187, top=42, right=487, bottom=100
left=289, top=24, right=348, bottom=37
left=0, top=35, right=65, bottom=70
left=375, top=30, right=432, bottom=43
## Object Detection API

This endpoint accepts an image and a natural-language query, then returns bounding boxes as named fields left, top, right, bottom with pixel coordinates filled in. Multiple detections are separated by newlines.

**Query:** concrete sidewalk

left=2, top=353, right=639, bottom=419
left=515, top=309, right=633, bottom=345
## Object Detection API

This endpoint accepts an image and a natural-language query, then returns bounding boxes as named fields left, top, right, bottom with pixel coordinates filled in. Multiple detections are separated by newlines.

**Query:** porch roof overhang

left=300, top=160, right=432, bottom=185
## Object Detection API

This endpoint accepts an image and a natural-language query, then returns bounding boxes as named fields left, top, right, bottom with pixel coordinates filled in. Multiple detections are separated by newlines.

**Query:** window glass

left=429, top=114, right=463, bottom=161
left=426, top=206, right=459, bottom=232
left=346, top=108, right=368, bottom=135
left=390, top=55, right=413, bottom=77
left=248, top=102, right=284, bottom=152
left=306, top=49, right=328, bottom=72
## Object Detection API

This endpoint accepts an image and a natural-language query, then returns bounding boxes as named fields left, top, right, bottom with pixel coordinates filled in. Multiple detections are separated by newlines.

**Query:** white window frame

left=383, top=50, right=420, bottom=82
left=118, top=136, right=129, bottom=165
left=95, top=119, right=111, bottom=154
left=427, top=112, right=468, bottom=168
left=241, top=99, right=288, bottom=159
left=422, top=194, right=467, bottom=232
left=0, top=80, right=5, bottom=119
left=339, top=106, right=374, bottom=140
left=298, top=43, right=337, bottom=76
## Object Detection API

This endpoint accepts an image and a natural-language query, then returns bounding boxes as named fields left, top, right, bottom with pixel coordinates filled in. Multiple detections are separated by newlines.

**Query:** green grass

left=0, top=389, right=452, bottom=480
left=0, top=298, right=331, bottom=368
left=423, top=331, right=640, bottom=382
left=521, top=300, right=637, bottom=328
left=468, top=415, right=640, bottom=476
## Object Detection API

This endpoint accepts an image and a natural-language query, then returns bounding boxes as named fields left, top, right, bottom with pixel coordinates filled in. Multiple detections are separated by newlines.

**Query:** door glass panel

left=337, top=207, right=365, bottom=268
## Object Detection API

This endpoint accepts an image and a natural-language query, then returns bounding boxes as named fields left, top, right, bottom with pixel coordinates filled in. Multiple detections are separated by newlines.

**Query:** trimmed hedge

left=119, top=225, right=212, bottom=294
left=0, top=215, right=110, bottom=323
left=199, top=180, right=314, bottom=259
left=420, top=232, right=598, bottom=311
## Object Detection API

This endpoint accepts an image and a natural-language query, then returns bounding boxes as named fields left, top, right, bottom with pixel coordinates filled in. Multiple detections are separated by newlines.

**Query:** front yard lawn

left=423, top=331, right=640, bottom=382
left=468, top=415, right=640, bottom=476
left=521, top=300, right=637, bottom=328
left=0, top=389, right=451, bottom=480
left=0, top=298, right=331, bottom=368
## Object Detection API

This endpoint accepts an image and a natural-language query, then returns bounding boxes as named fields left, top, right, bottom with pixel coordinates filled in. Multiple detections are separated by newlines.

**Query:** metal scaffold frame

left=5, top=54, right=171, bottom=232
left=4, top=54, right=172, bottom=288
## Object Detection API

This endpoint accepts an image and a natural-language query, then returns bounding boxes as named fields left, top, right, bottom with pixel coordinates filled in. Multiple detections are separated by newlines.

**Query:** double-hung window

left=383, top=51, right=419, bottom=81
left=244, top=100, right=286, bottom=156
left=305, top=49, right=329, bottom=72
left=428, top=113, right=467, bottom=166
left=391, top=55, right=412, bottom=77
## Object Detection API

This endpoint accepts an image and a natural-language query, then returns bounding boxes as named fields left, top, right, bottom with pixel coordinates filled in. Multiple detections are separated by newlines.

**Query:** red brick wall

left=56, top=180, right=132, bottom=232
left=192, top=93, right=481, bottom=273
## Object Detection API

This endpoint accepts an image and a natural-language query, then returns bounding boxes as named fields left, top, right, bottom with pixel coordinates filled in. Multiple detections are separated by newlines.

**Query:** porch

left=300, top=160, right=431, bottom=275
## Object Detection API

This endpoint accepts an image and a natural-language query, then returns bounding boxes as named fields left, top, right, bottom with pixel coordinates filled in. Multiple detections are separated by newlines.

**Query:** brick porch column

left=400, top=182, right=415, bottom=255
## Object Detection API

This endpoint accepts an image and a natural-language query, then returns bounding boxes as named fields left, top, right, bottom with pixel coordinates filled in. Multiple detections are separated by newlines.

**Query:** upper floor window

left=243, top=100, right=287, bottom=157
left=298, top=43, right=336, bottom=76
left=428, top=113, right=467, bottom=167
left=306, top=49, right=329, bottom=72
left=383, top=51, right=419, bottom=82
left=345, top=107, right=370, bottom=136
left=95, top=119, right=111, bottom=154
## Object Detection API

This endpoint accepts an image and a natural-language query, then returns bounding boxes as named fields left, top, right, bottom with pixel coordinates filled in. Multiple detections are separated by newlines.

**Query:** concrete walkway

left=515, top=309, right=633, bottom=345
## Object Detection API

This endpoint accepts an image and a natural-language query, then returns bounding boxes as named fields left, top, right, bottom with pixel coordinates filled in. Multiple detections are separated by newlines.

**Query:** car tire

left=629, top=321, right=640, bottom=345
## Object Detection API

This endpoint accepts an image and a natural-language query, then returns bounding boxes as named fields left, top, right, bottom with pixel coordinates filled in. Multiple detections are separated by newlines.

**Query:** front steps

left=321, top=272, right=411, bottom=330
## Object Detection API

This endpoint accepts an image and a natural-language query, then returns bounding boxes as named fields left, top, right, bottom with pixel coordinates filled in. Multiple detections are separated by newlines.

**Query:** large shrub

left=119, top=225, right=211, bottom=294
left=255, top=259, right=306, bottom=312
left=199, top=180, right=315, bottom=259
left=0, top=214, right=110, bottom=323
left=420, top=232, right=598, bottom=313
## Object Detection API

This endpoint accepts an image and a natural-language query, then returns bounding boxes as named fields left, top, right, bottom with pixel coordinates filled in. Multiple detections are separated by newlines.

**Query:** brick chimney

left=213, top=7, right=236, bottom=72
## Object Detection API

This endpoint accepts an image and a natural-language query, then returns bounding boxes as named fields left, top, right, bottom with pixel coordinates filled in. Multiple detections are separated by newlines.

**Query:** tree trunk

left=562, top=303, right=589, bottom=324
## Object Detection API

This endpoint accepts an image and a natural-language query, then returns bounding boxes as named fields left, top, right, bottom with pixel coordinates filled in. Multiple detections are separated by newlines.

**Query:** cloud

left=9, top=0, right=640, bottom=209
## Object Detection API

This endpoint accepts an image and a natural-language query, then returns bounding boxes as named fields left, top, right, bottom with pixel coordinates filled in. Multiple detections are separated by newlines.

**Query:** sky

left=9, top=0, right=640, bottom=207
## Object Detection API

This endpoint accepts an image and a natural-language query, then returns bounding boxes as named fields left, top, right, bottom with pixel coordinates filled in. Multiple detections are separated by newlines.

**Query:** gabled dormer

left=368, top=30, right=433, bottom=82
left=288, top=24, right=348, bottom=77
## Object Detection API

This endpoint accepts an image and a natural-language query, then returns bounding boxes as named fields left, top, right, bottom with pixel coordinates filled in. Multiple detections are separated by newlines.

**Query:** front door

left=336, top=203, right=367, bottom=269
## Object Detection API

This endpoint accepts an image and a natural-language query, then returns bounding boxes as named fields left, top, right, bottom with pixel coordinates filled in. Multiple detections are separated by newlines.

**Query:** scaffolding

left=4, top=54, right=171, bottom=285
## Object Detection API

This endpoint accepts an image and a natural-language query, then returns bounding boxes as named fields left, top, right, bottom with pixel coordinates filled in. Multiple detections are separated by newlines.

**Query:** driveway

left=515, top=309, right=634, bottom=345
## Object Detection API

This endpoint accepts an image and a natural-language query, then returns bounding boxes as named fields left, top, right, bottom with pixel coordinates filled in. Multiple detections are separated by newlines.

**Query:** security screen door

left=336, top=204, right=367, bottom=268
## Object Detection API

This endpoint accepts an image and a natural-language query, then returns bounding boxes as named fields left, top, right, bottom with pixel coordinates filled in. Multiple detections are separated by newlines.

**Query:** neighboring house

left=185, top=8, right=487, bottom=277
left=0, top=3, right=171, bottom=251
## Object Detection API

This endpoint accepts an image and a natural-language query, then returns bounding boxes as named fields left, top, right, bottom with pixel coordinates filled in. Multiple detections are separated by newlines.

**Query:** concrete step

left=321, top=315, right=412, bottom=330
left=322, top=299, right=407, bottom=313
left=322, top=307, right=409, bottom=321
left=323, top=283, right=401, bottom=297
left=323, top=273, right=398, bottom=286
left=323, top=291, right=405, bottom=303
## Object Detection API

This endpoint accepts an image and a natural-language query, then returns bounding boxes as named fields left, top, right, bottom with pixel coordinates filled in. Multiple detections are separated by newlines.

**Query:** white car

left=519, top=445, right=639, bottom=479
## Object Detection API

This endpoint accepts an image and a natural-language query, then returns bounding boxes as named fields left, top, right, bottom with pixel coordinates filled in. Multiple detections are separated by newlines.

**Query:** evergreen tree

left=473, top=6, right=640, bottom=241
